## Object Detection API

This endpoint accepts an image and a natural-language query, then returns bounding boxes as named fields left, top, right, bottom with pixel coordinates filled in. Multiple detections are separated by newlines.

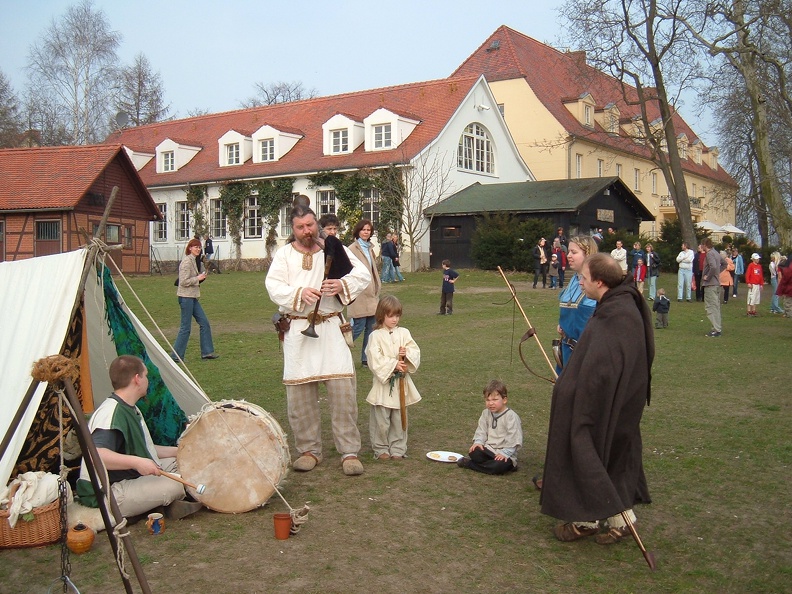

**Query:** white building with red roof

left=108, top=75, right=533, bottom=269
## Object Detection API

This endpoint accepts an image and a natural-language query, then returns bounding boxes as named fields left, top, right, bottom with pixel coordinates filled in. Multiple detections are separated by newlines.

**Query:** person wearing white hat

left=745, top=253, right=764, bottom=317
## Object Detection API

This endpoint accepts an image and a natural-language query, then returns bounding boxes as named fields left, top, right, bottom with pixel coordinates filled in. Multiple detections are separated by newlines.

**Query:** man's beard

left=297, top=233, right=315, bottom=249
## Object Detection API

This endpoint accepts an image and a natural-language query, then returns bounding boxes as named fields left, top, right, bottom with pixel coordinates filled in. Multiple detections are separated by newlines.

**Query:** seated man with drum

left=76, top=355, right=201, bottom=520
left=266, top=197, right=372, bottom=476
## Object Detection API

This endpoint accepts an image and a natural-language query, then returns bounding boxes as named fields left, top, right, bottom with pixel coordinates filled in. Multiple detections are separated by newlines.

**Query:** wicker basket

left=0, top=498, right=62, bottom=549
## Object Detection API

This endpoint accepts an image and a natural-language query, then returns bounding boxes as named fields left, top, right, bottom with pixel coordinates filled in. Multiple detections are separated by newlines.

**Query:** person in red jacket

left=633, top=258, right=648, bottom=296
left=745, top=253, right=764, bottom=317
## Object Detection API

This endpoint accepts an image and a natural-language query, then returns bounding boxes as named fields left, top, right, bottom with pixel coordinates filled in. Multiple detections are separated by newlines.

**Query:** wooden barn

left=424, top=177, right=654, bottom=269
left=0, top=145, right=161, bottom=273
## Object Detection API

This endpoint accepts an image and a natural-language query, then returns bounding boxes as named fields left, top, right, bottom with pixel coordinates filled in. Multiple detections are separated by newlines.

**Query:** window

left=575, top=154, right=583, bottom=178
left=210, top=199, right=227, bottom=238
left=317, top=190, right=336, bottom=215
left=584, top=105, right=592, bottom=126
left=597, top=159, right=604, bottom=177
left=497, top=104, right=505, bottom=117
left=176, top=201, right=190, bottom=240
left=442, top=226, right=462, bottom=239
left=608, top=113, right=619, bottom=134
left=616, top=164, right=623, bottom=179
left=245, top=196, right=262, bottom=238
left=124, top=226, right=133, bottom=249
left=634, top=168, right=641, bottom=191
left=260, top=139, right=274, bottom=162
left=154, top=203, right=167, bottom=242
left=162, top=151, right=175, bottom=172
left=331, top=130, right=349, bottom=154
left=691, top=183, right=697, bottom=198
left=651, top=173, right=658, bottom=195
left=361, top=188, right=380, bottom=224
left=279, top=205, right=292, bottom=237
left=226, top=143, right=240, bottom=165
left=457, top=124, right=494, bottom=174
left=373, top=124, right=392, bottom=149
left=36, top=220, right=60, bottom=240
left=106, top=224, right=120, bottom=244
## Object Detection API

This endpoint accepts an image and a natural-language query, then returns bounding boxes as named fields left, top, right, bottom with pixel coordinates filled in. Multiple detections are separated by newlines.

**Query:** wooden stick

left=620, top=511, right=657, bottom=571
left=398, top=354, right=407, bottom=431
left=496, top=266, right=558, bottom=380
left=160, top=470, right=205, bottom=494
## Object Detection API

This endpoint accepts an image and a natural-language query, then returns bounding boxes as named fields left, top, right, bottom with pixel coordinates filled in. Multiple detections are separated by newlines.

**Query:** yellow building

left=452, top=26, right=739, bottom=238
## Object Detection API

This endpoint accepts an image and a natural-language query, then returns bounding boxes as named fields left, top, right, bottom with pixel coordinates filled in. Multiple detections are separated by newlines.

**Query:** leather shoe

left=293, top=453, right=321, bottom=471
left=201, top=353, right=219, bottom=360
left=164, top=499, right=203, bottom=520
left=553, top=522, right=599, bottom=542
left=595, top=525, right=631, bottom=545
left=342, top=456, right=364, bottom=476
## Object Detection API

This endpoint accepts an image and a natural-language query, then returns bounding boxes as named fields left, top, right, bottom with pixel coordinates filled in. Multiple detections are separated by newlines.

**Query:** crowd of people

left=75, top=206, right=790, bottom=555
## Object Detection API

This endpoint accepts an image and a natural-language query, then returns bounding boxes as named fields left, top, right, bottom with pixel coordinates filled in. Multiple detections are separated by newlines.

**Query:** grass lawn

left=1, top=267, right=789, bottom=593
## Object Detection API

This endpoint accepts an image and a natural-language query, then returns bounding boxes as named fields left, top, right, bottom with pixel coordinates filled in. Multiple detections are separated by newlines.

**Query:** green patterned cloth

left=101, top=266, right=187, bottom=446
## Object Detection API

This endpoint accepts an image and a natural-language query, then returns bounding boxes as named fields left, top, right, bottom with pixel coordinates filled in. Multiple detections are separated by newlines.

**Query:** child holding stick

left=364, top=295, right=421, bottom=460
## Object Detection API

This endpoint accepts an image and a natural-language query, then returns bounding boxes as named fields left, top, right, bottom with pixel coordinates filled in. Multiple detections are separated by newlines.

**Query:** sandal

left=553, top=522, right=599, bottom=542
left=595, top=525, right=631, bottom=545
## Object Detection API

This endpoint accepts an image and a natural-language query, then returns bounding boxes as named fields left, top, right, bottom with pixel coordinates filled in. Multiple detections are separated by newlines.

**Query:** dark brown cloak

left=540, top=281, right=654, bottom=522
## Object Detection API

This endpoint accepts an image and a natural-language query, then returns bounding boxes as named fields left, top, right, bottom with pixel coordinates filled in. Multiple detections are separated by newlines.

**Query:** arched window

left=457, top=124, right=494, bottom=174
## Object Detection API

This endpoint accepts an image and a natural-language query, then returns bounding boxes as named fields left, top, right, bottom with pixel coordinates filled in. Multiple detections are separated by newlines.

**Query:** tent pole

left=62, top=378, right=152, bottom=594
left=0, top=378, right=41, bottom=464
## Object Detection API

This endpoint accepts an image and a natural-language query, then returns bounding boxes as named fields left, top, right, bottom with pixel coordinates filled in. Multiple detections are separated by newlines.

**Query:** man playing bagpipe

left=265, top=196, right=371, bottom=476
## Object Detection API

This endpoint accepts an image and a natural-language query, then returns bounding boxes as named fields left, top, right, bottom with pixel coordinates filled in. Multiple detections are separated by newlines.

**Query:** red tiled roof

left=106, top=77, right=481, bottom=187
left=0, top=144, right=154, bottom=211
left=451, top=26, right=737, bottom=187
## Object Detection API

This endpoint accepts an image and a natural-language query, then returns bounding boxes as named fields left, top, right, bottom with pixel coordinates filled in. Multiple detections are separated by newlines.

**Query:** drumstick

left=160, top=470, right=206, bottom=495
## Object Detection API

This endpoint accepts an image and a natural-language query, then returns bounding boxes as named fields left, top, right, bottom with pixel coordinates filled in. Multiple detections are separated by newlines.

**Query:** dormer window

left=260, top=139, right=274, bottom=161
left=677, top=134, right=688, bottom=159
left=218, top=130, right=252, bottom=167
left=251, top=125, right=302, bottom=164
left=162, top=151, right=175, bottom=172
left=332, top=129, right=349, bottom=154
left=584, top=105, right=592, bottom=126
left=374, top=124, right=392, bottom=149
left=564, top=93, right=595, bottom=128
left=226, top=143, right=240, bottom=165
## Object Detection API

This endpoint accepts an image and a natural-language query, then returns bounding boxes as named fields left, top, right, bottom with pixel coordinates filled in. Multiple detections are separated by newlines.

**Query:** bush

left=470, top=214, right=554, bottom=271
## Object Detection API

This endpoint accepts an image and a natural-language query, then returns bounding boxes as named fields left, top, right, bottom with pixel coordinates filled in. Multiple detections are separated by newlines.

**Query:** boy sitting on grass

left=457, top=380, right=523, bottom=474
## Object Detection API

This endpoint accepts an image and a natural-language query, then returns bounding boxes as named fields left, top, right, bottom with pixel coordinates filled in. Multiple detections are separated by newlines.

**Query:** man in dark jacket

left=540, top=253, right=654, bottom=545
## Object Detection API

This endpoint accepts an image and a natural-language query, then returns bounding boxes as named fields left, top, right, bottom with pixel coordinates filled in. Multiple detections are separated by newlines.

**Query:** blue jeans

left=771, top=277, right=782, bottom=312
left=352, top=316, right=376, bottom=363
left=677, top=269, right=692, bottom=300
left=394, top=265, right=404, bottom=282
left=732, top=273, right=739, bottom=297
left=648, top=275, right=658, bottom=299
left=173, top=297, right=215, bottom=359
left=381, top=256, right=395, bottom=283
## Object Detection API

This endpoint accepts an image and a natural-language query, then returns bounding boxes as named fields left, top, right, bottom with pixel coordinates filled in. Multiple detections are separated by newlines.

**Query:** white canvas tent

left=696, top=220, right=724, bottom=232
left=0, top=247, right=210, bottom=489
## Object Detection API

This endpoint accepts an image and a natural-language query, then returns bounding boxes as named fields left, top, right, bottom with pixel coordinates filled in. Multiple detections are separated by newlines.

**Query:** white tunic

left=364, top=326, right=421, bottom=408
left=265, top=242, right=371, bottom=384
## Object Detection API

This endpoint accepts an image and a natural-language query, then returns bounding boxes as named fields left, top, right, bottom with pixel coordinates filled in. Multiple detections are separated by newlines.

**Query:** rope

left=112, top=518, right=131, bottom=580
left=104, top=252, right=204, bottom=388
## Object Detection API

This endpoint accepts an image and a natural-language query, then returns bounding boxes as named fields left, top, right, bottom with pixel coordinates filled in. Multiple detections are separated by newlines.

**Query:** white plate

left=426, top=450, right=464, bottom=463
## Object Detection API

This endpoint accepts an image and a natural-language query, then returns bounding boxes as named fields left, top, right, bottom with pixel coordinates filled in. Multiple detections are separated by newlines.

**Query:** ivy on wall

left=185, top=184, right=208, bottom=238
left=251, top=177, right=295, bottom=258
left=371, top=165, right=405, bottom=237
left=218, top=181, right=250, bottom=267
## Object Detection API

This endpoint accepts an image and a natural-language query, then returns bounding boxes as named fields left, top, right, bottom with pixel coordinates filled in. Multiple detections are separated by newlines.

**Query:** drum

left=177, top=401, right=290, bottom=513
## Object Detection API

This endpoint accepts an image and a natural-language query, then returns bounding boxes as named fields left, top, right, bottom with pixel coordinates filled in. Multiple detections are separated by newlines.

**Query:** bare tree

left=392, top=151, right=457, bottom=270
left=26, top=0, right=121, bottom=145
left=21, top=91, right=71, bottom=146
left=0, top=70, right=22, bottom=148
left=559, top=0, right=705, bottom=248
left=116, top=53, right=171, bottom=126
left=240, top=81, right=318, bottom=108
left=672, top=0, right=792, bottom=247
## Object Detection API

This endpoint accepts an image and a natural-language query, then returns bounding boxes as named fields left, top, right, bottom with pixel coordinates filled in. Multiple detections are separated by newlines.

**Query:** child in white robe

left=364, top=295, right=421, bottom=460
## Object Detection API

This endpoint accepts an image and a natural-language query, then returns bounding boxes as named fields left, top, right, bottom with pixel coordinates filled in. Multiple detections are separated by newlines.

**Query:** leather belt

left=288, top=311, right=341, bottom=324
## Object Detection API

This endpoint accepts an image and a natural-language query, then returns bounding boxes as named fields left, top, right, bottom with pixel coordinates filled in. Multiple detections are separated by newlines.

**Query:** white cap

left=751, top=253, right=760, bottom=260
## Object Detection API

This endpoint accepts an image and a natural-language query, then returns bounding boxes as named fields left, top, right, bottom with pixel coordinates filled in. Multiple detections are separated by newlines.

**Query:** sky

left=0, top=0, right=713, bottom=141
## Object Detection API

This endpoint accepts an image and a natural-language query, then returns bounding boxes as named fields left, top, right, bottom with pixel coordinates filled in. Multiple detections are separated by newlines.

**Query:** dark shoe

left=456, top=456, right=470, bottom=468
left=595, top=525, right=631, bottom=545
left=531, top=475, right=543, bottom=491
left=677, top=299, right=682, bottom=302
left=164, top=499, right=203, bottom=520
left=706, top=331, right=722, bottom=338
left=687, top=299, right=692, bottom=302
left=202, top=353, right=219, bottom=360
left=553, top=522, right=599, bottom=542
left=361, top=361, right=368, bottom=367
left=437, top=312, right=446, bottom=315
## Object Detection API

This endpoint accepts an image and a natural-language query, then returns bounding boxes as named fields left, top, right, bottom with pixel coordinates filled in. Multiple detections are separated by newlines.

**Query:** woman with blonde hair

left=172, top=238, right=218, bottom=361
left=769, top=252, right=783, bottom=314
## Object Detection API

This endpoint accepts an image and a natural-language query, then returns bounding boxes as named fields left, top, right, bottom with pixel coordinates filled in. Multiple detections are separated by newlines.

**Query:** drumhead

left=177, top=401, right=290, bottom=513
